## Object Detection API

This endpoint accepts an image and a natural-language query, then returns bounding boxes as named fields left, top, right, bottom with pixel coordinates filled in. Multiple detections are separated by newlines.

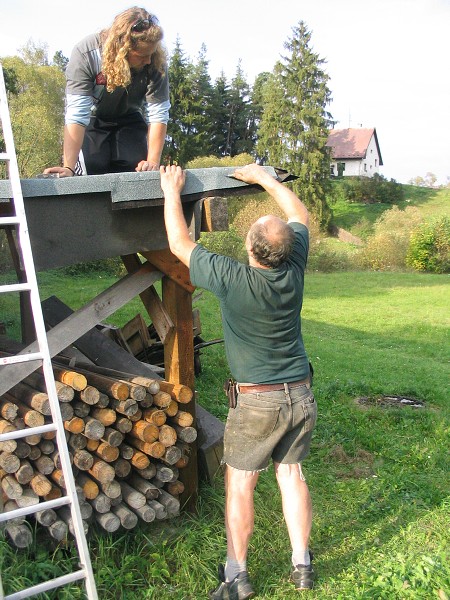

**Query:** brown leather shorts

left=223, top=383, right=317, bottom=471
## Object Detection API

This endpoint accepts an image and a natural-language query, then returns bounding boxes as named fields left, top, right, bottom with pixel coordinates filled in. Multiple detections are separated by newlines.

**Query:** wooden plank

left=119, top=313, right=151, bottom=355
left=162, top=276, right=198, bottom=510
left=121, top=254, right=174, bottom=343
left=0, top=263, right=163, bottom=396
left=196, top=403, right=224, bottom=483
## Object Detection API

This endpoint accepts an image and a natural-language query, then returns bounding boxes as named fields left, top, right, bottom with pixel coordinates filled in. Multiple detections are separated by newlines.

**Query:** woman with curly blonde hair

left=45, top=7, right=170, bottom=177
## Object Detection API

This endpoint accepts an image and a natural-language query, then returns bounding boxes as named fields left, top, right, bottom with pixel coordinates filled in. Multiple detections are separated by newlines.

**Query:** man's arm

left=233, top=164, right=309, bottom=227
left=160, top=165, right=197, bottom=267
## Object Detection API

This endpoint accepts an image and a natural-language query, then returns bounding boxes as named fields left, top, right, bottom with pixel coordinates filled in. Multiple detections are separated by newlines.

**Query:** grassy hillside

left=330, top=184, right=449, bottom=236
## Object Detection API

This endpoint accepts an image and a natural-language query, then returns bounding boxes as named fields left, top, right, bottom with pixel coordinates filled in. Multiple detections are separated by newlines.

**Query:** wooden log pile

left=0, top=359, right=196, bottom=547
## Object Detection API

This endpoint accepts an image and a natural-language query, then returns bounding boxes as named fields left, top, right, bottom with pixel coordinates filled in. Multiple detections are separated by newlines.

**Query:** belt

left=237, top=378, right=310, bottom=394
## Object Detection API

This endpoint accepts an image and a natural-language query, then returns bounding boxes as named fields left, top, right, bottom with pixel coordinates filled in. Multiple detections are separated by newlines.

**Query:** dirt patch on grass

left=355, top=395, right=425, bottom=409
left=328, top=444, right=375, bottom=479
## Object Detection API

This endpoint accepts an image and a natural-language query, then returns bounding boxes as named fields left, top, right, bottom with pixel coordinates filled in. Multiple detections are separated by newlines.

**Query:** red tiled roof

left=326, top=128, right=383, bottom=165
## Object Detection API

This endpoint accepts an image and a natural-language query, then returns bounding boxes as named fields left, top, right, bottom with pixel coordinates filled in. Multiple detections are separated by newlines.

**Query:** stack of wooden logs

left=0, top=359, right=196, bottom=548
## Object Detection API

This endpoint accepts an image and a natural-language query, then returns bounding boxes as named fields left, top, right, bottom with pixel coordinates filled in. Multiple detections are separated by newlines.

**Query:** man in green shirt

left=161, top=163, right=317, bottom=598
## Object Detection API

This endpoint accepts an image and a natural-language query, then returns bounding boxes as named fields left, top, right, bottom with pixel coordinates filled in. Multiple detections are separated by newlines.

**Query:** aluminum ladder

left=0, top=64, right=98, bottom=600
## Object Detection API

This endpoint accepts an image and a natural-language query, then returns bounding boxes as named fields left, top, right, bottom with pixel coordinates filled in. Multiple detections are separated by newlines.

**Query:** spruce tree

left=189, top=44, right=215, bottom=158
left=226, top=62, right=253, bottom=156
left=257, top=21, right=334, bottom=227
left=165, top=38, right=195, bottom=165
left=250, top=72, right=271, bottom=162
left=209, top=72, right=232, bottom=157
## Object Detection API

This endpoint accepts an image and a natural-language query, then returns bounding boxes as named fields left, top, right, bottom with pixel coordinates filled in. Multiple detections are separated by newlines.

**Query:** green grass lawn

left=194, top=271, right=449, bottom=599
left=1, top=270, right=448, bottom=599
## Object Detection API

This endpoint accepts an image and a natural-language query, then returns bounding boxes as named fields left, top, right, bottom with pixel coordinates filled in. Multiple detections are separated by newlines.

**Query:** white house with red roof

left=326, top=128, right=383, bottom=177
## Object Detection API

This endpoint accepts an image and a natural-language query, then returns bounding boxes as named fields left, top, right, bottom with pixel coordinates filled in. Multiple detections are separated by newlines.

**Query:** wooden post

left=161, top=274, right=198, bottom=511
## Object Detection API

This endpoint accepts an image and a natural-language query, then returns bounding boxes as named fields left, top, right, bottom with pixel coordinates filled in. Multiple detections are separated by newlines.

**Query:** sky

left=0, top=0, right=449, bottom=185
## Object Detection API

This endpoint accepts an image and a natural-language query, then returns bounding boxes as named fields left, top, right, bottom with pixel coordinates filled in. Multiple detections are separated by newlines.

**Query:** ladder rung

left=1, top=352, right=43, bottom=365
left=0, top=282, right=32, bottom=293
left=0, top=217, right=19, bottom=226
left=0, top=423, right=56, bottom=443
left=5, top=569, right=87, bottom=600
left=0, top=495, right=71, bottom=524
left=0, top=152, right=10, bottom=161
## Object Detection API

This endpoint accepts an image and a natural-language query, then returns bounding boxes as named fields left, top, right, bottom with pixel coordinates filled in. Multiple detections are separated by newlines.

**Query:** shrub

left=374, top=205, right=423, bottom=236
left=357, top=233, right=408, bottom=271
left=307, top=245, right=353, bottom=272
left=198, top=227, right=247, bottom=262
left=231, top=196, right=285, bottom=238
left=59, top=257, right=126, bottom=277
left=185, top=153, right=254, bottom=169
left=338, top=174, right=404, bottom=204
left=406, top=216, right=450, bottom=273
left=350, top=217, right=373, bottom=240
left=356, top=206, right=423, bottom=271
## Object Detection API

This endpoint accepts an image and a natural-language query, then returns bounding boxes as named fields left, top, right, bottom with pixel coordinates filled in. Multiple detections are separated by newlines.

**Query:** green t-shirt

left=190, top=221, right=310, bottom=384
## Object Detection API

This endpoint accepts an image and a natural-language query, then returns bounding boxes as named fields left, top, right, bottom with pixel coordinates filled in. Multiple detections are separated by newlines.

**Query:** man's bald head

left=247, top=215, right=295, bottom=268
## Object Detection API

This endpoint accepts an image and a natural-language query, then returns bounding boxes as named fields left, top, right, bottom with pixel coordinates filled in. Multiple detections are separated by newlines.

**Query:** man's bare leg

left=224, top=465, right=259, bottom=577
left=274, top=462, right=312, bottom=565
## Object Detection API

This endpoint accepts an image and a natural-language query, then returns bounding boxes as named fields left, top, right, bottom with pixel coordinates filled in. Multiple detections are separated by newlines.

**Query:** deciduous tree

left=1, top=50, right=65, bottom=178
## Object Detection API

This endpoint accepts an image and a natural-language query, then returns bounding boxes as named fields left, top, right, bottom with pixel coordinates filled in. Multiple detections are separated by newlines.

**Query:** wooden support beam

left=0, top=263, right=163, bottom=396
left=121, top=254, right=174, bottom=343
left=162, top=278, right=195, bottom=388
left=141, top=249, right=195, bottom=293
left=161, top=275, right=198, bottom=510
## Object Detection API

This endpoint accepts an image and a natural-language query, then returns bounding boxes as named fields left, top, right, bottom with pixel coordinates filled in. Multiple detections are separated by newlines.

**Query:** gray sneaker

left=209, top=564, right=255, bottom=600
left=291, top=552, right=315, bottom=590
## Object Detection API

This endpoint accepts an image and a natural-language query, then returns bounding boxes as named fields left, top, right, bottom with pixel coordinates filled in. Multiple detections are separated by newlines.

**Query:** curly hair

left=248, top=217, right=295, bottom=268
left=100, top=6, right=166, bottom=92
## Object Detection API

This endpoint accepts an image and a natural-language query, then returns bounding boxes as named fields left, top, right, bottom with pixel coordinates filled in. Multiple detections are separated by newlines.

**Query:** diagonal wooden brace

left=0, top=263, right=163, bottom=396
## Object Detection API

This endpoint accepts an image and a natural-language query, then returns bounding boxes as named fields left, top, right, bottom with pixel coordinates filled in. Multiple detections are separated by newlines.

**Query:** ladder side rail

left=41, top=354, right=99, bottom=600
left=0, top=64, right=98, bottom=600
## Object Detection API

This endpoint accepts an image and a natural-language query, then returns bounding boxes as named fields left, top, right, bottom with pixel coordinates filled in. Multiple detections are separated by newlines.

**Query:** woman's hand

left=136, top=159, right=159, bottom=171
left=43, top=166, right=75, bottom=178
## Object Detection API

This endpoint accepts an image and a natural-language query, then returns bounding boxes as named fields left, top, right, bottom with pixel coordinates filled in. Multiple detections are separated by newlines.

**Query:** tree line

left=1, top=22, right=334, bottom=226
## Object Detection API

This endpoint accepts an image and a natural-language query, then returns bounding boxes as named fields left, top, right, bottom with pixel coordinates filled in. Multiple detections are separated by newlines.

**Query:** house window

left=364, top=163, right=367, bottom=172
left=337, top=162, right=345, bottom=176
left=375, top=159, right=378, bottom=167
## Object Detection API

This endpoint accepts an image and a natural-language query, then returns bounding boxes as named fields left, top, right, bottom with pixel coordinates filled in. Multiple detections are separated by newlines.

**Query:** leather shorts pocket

left=236, top=401, right=280, bottom=441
